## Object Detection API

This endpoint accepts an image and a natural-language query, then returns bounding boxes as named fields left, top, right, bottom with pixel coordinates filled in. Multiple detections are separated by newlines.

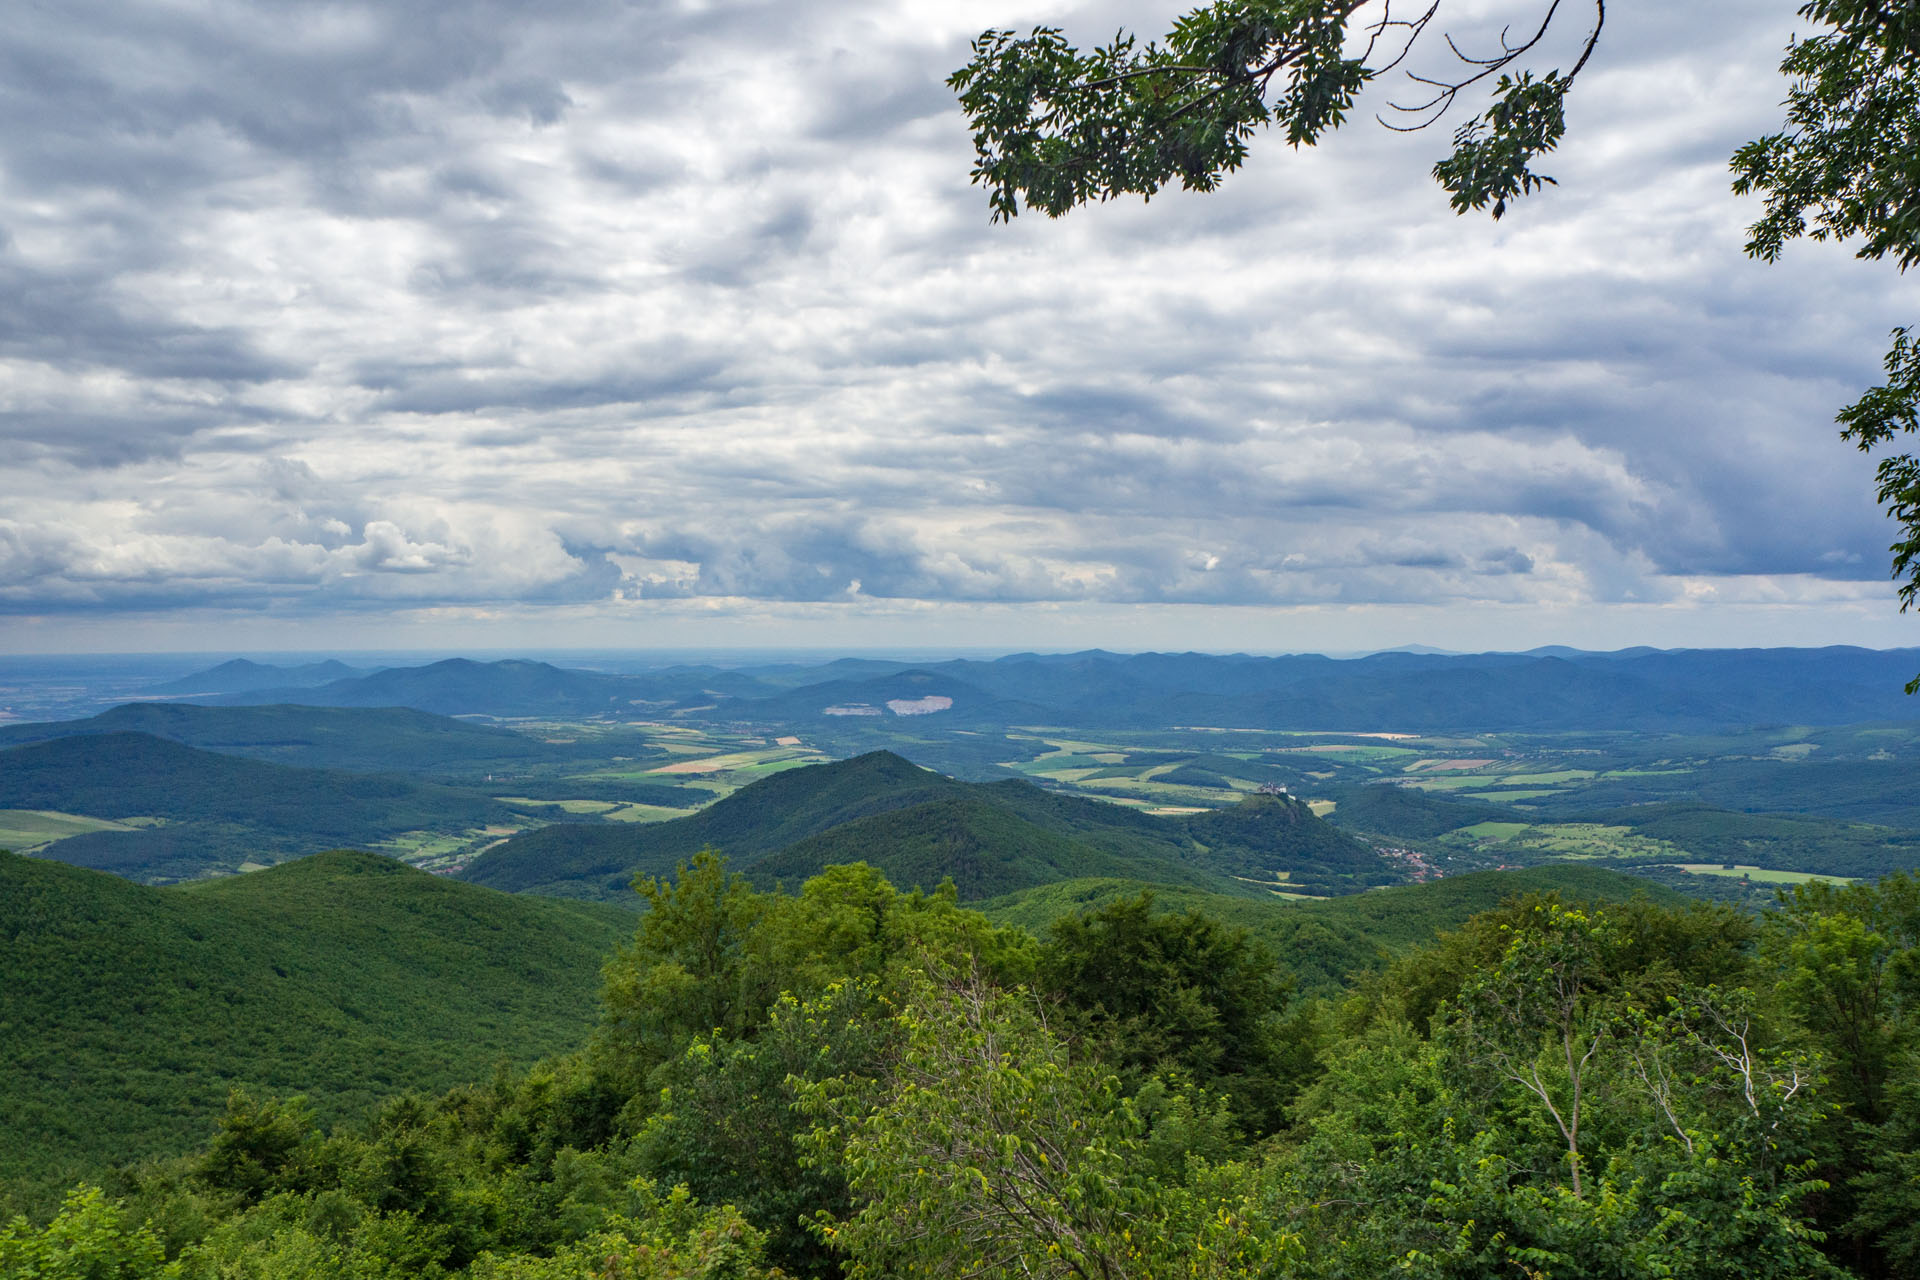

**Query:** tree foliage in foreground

left=4, top=857, right=1918, bottom=1278
left=1734, top=2, right=1920, bottom=665
left=948, top=1, right=1608, bottom=222
left=952, top=1, right=1920, bottom=645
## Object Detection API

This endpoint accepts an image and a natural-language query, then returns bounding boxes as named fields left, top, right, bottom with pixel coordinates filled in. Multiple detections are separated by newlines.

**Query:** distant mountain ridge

left=872, top=646, right=1920, bottom=732
left=142, top=657, right=370, bottom=695
left=0, top=702, right=557, bottom=775
left=207, top=657, right=644, bottom=716
left=700, top=667, right=1045, bottom=725
left=122, top=647, right=1920, bottom=732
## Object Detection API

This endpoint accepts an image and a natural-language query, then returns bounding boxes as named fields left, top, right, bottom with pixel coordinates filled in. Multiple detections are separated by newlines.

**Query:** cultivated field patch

left=1454, top=821, right=1531, bottom=840
left=1500, top=770, right=1598, bottom=785
left=372, top=827, right=525, bottom=873
left=1671, top=863, right=1854, bottom=885
left=494, top=797, right=623, bottom=814
left=603, top=803, right=696, bottom=824
left=652, top=752, right=764, bottom=774
left=1464, top=789, right=1564, bottom=802
left=0, top=809, right=147, bottom=852
left=1442, top=822, right=1686, bottom=863
left=1401, top=775, right=1494, bottom=791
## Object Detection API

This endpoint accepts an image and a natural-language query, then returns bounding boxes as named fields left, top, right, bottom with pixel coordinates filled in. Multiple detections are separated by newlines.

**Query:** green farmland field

left=0, top=809, right=150, bottom=852
left=1672, top=863, right=1854, bottom=885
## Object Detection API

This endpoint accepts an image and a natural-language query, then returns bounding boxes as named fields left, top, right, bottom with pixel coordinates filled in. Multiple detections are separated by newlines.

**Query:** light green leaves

left=0, top=1188, right=176, bottom=1280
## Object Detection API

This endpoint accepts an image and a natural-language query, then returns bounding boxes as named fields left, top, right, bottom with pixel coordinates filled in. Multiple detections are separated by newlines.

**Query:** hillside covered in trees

left=460, top=750, right=1390, bottom=901
left=0, top=734, right=533, bottom=881
left=0, top=851, right=633, bottom=1215
left=5, top=843, right=1916, bottom=1280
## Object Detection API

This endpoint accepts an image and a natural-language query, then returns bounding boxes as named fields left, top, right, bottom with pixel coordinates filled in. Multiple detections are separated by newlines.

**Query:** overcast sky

left=2, top=0, right=1913, bottom=656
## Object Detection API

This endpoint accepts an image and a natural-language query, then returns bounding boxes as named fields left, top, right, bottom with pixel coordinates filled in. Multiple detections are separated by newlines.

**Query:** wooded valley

left=4, top=649, right=1919, bottom=1278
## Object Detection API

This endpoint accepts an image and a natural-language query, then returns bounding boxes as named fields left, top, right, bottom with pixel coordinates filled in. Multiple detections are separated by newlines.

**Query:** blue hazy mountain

left=210, top=657, right=647, bottom=715
left=81, top=646, right=1920, bottom=732
left=710, top=646, right=1920, bottom=732
left=142, top=657, right=370, bottom=695
left=0, top=702, right=562, bottom=775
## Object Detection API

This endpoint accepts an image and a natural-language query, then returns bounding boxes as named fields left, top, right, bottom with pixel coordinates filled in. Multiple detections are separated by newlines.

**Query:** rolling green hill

left=1325, top=783, right=1519, bottom=839
left=0, top=732, right=523, bottom=881
left=752, top=793, right=1242, bottom=899
left=1184, top=792, right=1391, bottom=891
left=460, top=750, right=962, bottom=896
left=1151, top=752, right=1309, bottom=790
left=0, top=850, right=633, bottom=1215
left=460, top=751, right=1366, bottom=902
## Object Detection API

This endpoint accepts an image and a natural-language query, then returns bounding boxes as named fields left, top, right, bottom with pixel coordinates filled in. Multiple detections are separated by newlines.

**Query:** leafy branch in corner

left=947, top=0, right=1606, bottom=223
left=1733, top=1, right=1920, bottom=659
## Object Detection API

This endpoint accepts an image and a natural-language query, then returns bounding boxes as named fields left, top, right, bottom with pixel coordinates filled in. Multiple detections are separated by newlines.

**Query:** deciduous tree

left=949, top=0, right=1607, bottom=224
left=1734, top=4, right=1920, bottom=645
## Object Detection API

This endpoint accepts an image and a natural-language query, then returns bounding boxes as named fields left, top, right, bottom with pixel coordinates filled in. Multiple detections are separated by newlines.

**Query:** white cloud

left=0, top=0, right=1909, bottom=649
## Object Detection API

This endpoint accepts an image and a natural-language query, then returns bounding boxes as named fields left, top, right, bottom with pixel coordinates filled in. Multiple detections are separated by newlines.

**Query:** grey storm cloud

left=0, top=0, right=1906, bottom=633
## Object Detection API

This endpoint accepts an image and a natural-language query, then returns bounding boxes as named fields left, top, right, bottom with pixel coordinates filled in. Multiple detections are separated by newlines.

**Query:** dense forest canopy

left=0, top=851, right=633, bottom=1214
left=5, top=848, right=1916, bottom=1280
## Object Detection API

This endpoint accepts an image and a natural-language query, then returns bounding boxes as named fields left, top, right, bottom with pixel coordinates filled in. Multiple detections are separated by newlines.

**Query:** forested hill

left=457, top=750, right=1067, bottom=898
left=749, top=792, right=1216, bottom=900
left=461, top=750, right=961, bottom=897
left=12, top=847, right=1905, bottom=1278
left=0, top=732, right=518, bottom=881
left=459, top=749, right=1385, bottom=900
left=0, top=850, right=632, bottom=1214
left=1322, top=782, right=1518, bottom=839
